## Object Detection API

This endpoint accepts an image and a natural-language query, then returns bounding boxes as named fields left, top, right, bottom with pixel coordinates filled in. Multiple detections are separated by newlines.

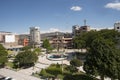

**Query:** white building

left=5, top=34, right=15, bottom=43
left=0, top=31, right=12, bottom=43
left=30, top=27, right=41, bottom=46
left=114, top=21, right=120, bottom=32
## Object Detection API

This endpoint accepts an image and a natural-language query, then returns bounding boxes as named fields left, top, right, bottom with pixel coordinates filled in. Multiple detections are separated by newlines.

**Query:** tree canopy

left=42, top=39, right=52, bottom=52
left=73, top=29, right=120, bottom=49
left=14, top=50, right=38, bottom=68
left=39, top=64, right=62, bottom=79
left=33, top=48, right=41, bottom=55
left=70, top=59, right=82, bottom=67
left=83, top=37, right=120, bottom=80
left=73, top=29, right=120, bottom=80
left=0, top=44, right=8, bottom=67
left=21, top=46, right=31, bottom=51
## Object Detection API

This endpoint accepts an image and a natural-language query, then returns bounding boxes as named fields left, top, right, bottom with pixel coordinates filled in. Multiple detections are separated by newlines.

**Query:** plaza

left=0, top=50, right=111, bottom=80
left=0, top=49, right=74, bottom=80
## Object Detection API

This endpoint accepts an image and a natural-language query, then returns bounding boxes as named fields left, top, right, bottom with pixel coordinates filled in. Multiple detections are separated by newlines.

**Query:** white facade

left=114, top=21, right=120, bottom=32
left=0, top=31, right=12, bottom=42
left=5, top=35, right=15, bottom=43
left=30, top=27, right=41, bottom=45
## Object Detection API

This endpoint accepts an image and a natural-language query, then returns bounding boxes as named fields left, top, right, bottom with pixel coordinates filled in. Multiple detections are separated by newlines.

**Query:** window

left=117, top=27, right=119, bottom=29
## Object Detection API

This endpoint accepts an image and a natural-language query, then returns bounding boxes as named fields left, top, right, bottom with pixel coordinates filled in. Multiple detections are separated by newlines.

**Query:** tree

left=39, top=69, right=49, bottom=78
left=78, top=30, right=100, bottom=49
left=0, top=44, right=8, bottom=67
left=63, top=74, right=99, bottom=80
left=68, top=59, right=82, bottom=73
left=84, top=29, right=119, bottom=48
left=73, top=29, right=120, bottom=80
left=14, top=50, right=38, bottom=68
left=99, top=29, right=120, bottom=44
left=22, top=46, right=31, bottom=51
left=33, top=48, right=41, bottom=55
left=70, top=59, right=82, bottom=67
left=46, top=67, right=62, bottom=78
left=65, top=65, right=78, bottom=73
left=40, top=64, right=62, bottom=80
left=42, top=39, right=51, bottom=53
left=108, top=49, right=120, bottom=80
left=73, top=36, right=85, bottom=51
left=83, top=37, right=118, bottom=80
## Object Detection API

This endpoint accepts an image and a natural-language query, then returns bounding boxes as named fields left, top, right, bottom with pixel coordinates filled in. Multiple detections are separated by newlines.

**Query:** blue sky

left=0, top=0, right=120, bottom=33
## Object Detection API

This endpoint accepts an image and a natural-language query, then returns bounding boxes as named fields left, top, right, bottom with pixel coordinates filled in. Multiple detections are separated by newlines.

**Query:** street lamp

left=56, top=32, right=59, bottom=53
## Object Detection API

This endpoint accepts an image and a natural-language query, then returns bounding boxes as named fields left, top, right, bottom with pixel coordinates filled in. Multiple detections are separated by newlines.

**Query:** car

left=5, top=77, right=11, bottom=80
left=0, top=77, right=15, bottom=80
left=0, top=77, right=6, bottom=80
left=7, top=78, right=15, bottom=80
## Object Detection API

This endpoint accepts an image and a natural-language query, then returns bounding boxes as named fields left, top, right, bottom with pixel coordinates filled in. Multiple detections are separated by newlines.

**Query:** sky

left=0, top=0, right=120, bottom=34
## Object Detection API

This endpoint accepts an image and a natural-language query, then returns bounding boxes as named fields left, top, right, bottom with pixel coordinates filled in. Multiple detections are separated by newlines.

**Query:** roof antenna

left=84, top=19, right=86, bottom=26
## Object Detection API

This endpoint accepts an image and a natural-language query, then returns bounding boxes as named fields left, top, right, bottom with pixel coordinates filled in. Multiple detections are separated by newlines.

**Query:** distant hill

left=41, top=32, right=72, bottom=40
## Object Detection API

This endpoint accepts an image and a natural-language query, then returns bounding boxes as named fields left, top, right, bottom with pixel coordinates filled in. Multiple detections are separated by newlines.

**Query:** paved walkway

left=18, top=63, right=49, bottom=76
left=0, top=68, right=41, bottom=80
left=17, top=53, right=71, bottom=76
left=38, top=55, right=70, bottom=65
left=0, top=50, right=74, bottom=80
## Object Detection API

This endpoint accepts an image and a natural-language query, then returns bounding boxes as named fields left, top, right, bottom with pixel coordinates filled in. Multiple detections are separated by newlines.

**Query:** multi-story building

left=72, top=25, right=90, bottom=37
left=41, top=32, right=72, bottom=49
left=50, top=36, right=72, bottom=49
left=0, top=31, right=12, bottom=43
left=72, top=25, right=80, bottom=37
left=30, top=27, right=41, bottom=47
left=114, top=21, right=120, bottom=32
left=18, top=34, right=30, bottom=46
left=0, top=31, right=19, bottom=46
left=0, top=31, right=23, bottom=51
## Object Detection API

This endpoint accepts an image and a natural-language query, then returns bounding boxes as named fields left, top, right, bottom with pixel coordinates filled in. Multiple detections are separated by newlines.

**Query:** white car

left=4, top=77, right=15, bottom=80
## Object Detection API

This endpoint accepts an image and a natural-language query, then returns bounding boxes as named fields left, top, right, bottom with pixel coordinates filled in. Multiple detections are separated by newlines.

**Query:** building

left=50, top=36, right=72, bottom=49
left=114, top=21, right=120, bottom=32
left=0, top=31, right=19, bottom=46
left=72, top=25, right=90, bottom=37
left=72, top=20, right=90, bottom=37
left=18, top=34, right=30, bottom=46
left=72, top=25, right=81, bottom=37
left=41, top=32, right=72, bottom=49
left=0, top=31, right=23, bottom=51
left=72, top=25, right=80, bottom=37
left=30, top=27, right=41, bottom=47
left=0, top=31, right=12, bottom=43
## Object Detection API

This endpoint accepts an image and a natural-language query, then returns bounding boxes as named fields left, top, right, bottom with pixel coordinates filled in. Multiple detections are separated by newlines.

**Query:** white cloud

left=105, top=0, right=120, bottom=10
left=70, top=6, right=82, bottom=11
left=41, top=28, right=59, bottom=33
left=91, top=27, right=113, bottom=31
left=50, top=28, right=59, bottom=32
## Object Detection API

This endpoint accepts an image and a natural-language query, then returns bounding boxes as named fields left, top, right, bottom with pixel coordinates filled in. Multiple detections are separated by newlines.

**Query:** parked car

left=0, top=77, right=15, bottom=80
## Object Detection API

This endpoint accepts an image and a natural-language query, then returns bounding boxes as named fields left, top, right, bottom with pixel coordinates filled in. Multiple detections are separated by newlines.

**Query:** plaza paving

left=0, top=51, right=73, bottom=80
left=0, top=49, right=111, bottom=80
left=17, top=52, right=73, bottom=76
left=0, top=68, right=41, bottom=80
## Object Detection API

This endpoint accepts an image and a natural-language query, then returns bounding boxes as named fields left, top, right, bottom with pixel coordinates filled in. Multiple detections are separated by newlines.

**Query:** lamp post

left=56, top=32, right=59, bottom=54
